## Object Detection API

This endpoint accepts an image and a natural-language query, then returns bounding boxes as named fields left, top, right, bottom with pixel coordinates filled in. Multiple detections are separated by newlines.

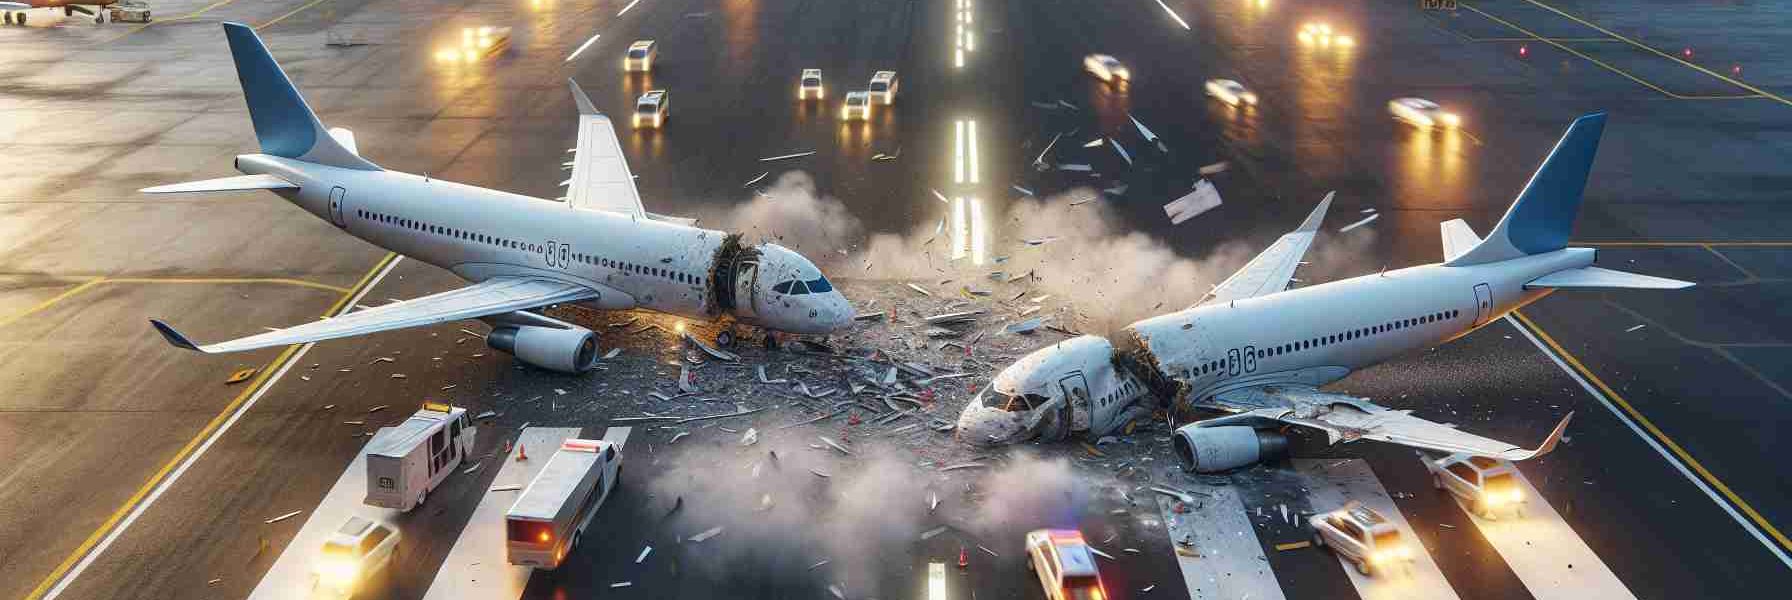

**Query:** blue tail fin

left=1446, top=112, right=1606, bottom=266
left=222, top=23, right=379, bottom=171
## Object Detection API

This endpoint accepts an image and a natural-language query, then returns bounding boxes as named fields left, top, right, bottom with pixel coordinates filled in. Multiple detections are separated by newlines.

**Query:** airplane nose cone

left=826, top=293, right=853, bottom=329
left=956, top=402, right=1025, bottom=446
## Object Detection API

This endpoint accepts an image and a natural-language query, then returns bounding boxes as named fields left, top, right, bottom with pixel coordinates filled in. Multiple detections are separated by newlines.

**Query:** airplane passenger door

left=1473, top=283, right=1493, bottom=326
left=328, top=186, right=347, bottom=228
left=733, top=260, right=759, bottom=318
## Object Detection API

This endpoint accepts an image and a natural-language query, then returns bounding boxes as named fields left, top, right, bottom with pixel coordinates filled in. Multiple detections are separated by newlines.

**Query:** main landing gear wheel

left=715, top=328, right=736, bottom=348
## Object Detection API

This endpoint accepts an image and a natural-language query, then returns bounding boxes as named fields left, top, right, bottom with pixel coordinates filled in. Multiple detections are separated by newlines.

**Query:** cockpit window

left=805, top=276, right=833, bottom=293
left=773, top=279, right=811, bottom=295
left=773, top=280, right=794, bottom=294
left=981, top=390, right=1048, bottom=412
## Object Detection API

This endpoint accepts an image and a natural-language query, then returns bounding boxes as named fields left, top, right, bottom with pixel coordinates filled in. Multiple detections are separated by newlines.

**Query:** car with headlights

left=313, top=516, right=399, bottom=598
left=841, top=91, right=873, bottom=121
left=633, top=90, right=668, bottom=129
left=1388, top=97, right=1461, bottom=128
left=1426, top=453, right=1527, bottom=519
left=1204, top=79, right=1258, bottom=106
left=624, top=40, right=657, bottom=72
left=799, top=68, right=824, bottom=100
left=1024, top=529, right=1110, bottom=600
left=1082, top=54, right=1129, bottom=84
left=868, top=70, right=899, bottom=104
left=1309, top=501, right=1412, bottom=576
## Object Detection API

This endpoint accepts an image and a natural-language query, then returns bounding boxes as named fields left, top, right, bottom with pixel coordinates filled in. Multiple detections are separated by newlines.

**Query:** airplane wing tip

left=1506, top=411, right=1575, bottom=461
left=567, top=78, right=598, bottom=115
left=149, top=319, right=202, bottom=351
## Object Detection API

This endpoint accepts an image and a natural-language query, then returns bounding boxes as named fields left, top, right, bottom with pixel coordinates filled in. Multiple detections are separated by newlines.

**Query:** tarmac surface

left=2, top=0, right=1790, bottom=599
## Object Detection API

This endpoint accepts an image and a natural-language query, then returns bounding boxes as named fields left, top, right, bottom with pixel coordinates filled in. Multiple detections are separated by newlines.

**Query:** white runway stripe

left=1154, top=485, right=1286, bottom=600
left=422, top=427, right=581, bottom=600
left=1297, top=459, right=1461, bottom=600
left=248, top=432, right=404, bottom=600
left=1454, top=469, right=1636, bottom=600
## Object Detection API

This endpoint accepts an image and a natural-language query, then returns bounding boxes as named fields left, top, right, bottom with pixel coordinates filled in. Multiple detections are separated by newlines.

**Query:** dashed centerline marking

left=25, top=253, right=403, bottom=600
left=1507, top=311, right=1792, bottom=568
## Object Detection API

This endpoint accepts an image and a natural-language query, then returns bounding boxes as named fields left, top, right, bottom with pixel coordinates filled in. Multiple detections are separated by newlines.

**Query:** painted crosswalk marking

left=248, top=432, right=403, bottom=600
left=1297, top=459, right=1461, bottom=600
left=422, top=427, right=580, bottom=600
left=1154, top=485, right=1286, bottom=600
left=1452, top=467, right=1635, bottom=600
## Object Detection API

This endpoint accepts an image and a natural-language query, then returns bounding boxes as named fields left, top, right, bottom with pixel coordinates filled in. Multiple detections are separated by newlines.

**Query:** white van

left=505, top=438, right=623, bottom=570
left=869, top=71, right=899, bottom=105
left=624, top=40, right=657, bottom=72
left=364, top=403, right=475, bottom=511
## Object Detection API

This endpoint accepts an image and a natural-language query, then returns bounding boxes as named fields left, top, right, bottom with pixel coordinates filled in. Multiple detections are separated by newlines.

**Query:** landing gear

left=715, top=328, right=736, bottom=349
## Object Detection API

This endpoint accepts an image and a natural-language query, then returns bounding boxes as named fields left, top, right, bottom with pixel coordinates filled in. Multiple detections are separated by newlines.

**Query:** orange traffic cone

left=516, top=443, right=528, bottom=461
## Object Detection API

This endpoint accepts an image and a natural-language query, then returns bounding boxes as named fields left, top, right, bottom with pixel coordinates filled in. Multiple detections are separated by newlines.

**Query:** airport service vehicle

left=958, top=113, right=1690, bottom=471
left=1426, top=453, right=1527, bottom=518
left=1310, top=502, right=1412, bottom=576
left=1, top=0, right=124, bottom=25
left=1297, top=22, right=1355, bottom=48
left=1024, top=529, right=1109, bottom=600
left=624, top=40, right=657, bottom=72
left=799, top=69, right=824, bottom=100
left=1389, top=97, right=1461, bottom=128
left=145, top=24, right=853, bottom=374
left=364, top=403, right=476, bottom=511
left=506, top=438, right=623, bottom=570
left=868, top=70, right=899, bottom=104
left=1082, top=54, right=1129, bottom=84
left=105, top=0, right=146, bottom=22
left=840, top=91, right=872, bottom=121
left=633, top=90, right=668, bottom=129
left=1204, top=79, right=1258, bottom=106
left=313, top=516, right=399, bottom=598
left=435, top=26, right=510, bottom=64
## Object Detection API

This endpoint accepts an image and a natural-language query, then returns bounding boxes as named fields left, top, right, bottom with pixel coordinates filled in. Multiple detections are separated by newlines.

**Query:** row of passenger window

left=1191, top=309, right=1463, bottom=377
left=356, top=209, right=706, bottom=287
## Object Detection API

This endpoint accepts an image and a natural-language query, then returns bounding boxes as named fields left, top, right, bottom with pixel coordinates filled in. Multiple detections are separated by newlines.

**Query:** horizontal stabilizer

left=1528, top=266, right=1693, bottom=290
left=141, top=174, right=298, bottom=194
left=1439, top=219, right=1481, bottom=262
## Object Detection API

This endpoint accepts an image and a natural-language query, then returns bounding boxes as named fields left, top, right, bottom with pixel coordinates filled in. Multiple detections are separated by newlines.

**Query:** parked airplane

left=957, top=113, right=1692, bottom=472
left=1, top=1, right=118, bottom=25
left=143, top=23, right=853, bottom=373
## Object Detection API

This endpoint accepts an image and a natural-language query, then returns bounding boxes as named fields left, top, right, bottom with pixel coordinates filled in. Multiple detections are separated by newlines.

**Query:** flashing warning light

left=1682, top=47, right=1693, bottom=58
left=1518, top=45, right=1528, bottom=57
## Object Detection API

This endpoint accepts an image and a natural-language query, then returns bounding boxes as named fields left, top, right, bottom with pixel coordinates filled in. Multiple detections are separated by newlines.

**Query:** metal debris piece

left=1142, top=584, right=1156, bottom=592
left=476, top=410, right=498, bottom=421
left=684, top=332, right=740, bottom=362
left=743, top=172, right=769, bottom=187
left=390, top=373, right=407, bottom=379
left=668, top=431, right=690, bottom=444
left=610, top=582, right=633, bottom=588
left=979, top=545, right=999, bottom=557
left=819, top=436, right=854, bottom=455
left=264, top=510, right=302, bottom=525
left=490, top=484, right=523, bottom=492
left=1057, top=163, right=1092, bottom=172
left=1083, top=138, right=1104, bottom=148
left=882, top=366, right=900, bottom=386
left=940, top=462, right=987, bottom=472
left=924, top=310, right=985, bottom=324
left=1013, top=184, right=1036, bottom=197
left=689, top=526, right=725, bottom=542
left=759, top=150, right=816, bottom=161
left=1089, top=547, right=1116, bottom=560
left=1339, top=212, right=1380, bottom=233
left=1022, top=236, right=1061, bottom=246
left=906, top=283, right=934, bottom=297
left=1625, top=324, right=1646, bottom=333
left=226, top=368, right=257, bottom=384
left=1004, top=317, right=1044, bottom=335
left=809, top=559, right=831, bottom=570
left=930, top=188, right=951, bottom=204
left=367, top=405, right=388, bottom=413
left=740, top=428, right=759, bottom=446
left=930, top=491, right=940, bottom=512
left=1058, top=99, right=1078, bottom=109
left=458, top=328, right=485, bottom=339
left=920, top=526, right=950, bottom=540
left=1110, top=137, right=1133, bottom=165
left=829, top=584, right=846, bottom=600
left=853, top=311, right=886, bottom=321
left=1274, top=540, right=1312, bottom=551
left=1164, top=179, right=1223, bottom=225
left=1034, top=132, right=1063, bottom=168
left=756, top=365, right=789, bottom=384
left=463, top=462, right=483, bottom=475
left=677, top=407, right=768, bottom=424
left=1129, top=113, right=1160, bottom=143
left=343, top=420, right=365, bottom=426
left=810, top=468, right=831, bottom=478
left=1199, top=161, right=1230, bottom=175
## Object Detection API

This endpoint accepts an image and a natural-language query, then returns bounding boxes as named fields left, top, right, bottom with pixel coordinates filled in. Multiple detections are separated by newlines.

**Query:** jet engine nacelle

left=486, top=325, right=599, bottom=374
left=1171, top=425, right=1289, bottom=473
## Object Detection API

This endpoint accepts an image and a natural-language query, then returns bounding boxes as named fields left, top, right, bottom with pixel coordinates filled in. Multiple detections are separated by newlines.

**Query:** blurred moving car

left=1204, top=78, right=1259, bottom=106
left=1389, top=97, right=1461, bottom=128
left=1310, top=501, right=1414, bottom=576
left=799, top=68, right=824, bottom=100
left=313, top=516, right=399, bottom=598
left=624, top=40, right=657, bottom=72
left=840, top=91, right=872, bottom=121
left=1024, top=529, right=1110, bottom=600
left=633, top=90, right=669, bottom=129
left=869, top=70, right=899, bottom=105
left=1082, top=54, right=1129, bottom=84
left=1426, top=453, right=1527, bottom=518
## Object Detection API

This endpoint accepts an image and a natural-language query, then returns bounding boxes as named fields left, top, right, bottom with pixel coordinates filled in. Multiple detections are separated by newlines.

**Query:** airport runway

left=2, top=0, right=1790, bottom=599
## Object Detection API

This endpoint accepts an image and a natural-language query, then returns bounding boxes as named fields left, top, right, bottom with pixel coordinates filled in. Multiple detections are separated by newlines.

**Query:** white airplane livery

left=958, top=113, right=1693, bottom=472
left=145, top=23, right=853, bottom=373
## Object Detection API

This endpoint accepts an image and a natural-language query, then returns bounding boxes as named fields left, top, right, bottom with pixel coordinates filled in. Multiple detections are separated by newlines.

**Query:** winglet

left=1297, top=191, right=1334, bottom=233
left=1502, top=411, right=1574, bottom=461
left=149, top=319, right=203, bottom=351
left=568, top=78, right=598, bottom=115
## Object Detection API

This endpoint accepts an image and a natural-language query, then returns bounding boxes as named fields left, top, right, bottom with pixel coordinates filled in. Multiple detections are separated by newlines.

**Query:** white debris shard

left=603, top=347, right=622, bottom=360
left=1083, top=138, right=1104, bottom=148
left=1089, top=547, right=1116, bottom=560
left=1339, top=212, right=1380, bottom=233
left=689, top=526, right=725, bottom=542
left=1129, top=113, right=1160, bottom=143
left=759, top=150, right=816, bottom=161
left=490, top=484, right=523, bottom=492
left=1012, top=184, right=1035, bottom=197
left=1057, top=163, right=1093, bottom=172
left=740, top=427, right=759, bottom=446
left=743, top=171, right=769, bottom=187
left=931, top=188, right=951, bottom=204
left=1110, top=137, right=1133, bottom=165
left=1625, top=324, right=1646, bottom=332
left=756, top=365, right=789, bottom=384
left=819, top=436, right=854, bottom=455
left=610, top=582, right=633, bottom=588
left=264, top=510, right=303, bottom=524
left=1199, top=161, right=1230, bottom=175
left=920, top=525, right=950, bottom=540
left=1035, top=132, right=1063, bottom=167
left=906, top=283, right=934, bottom=296
left=1163, top=179, right=1223, bottom=225
left=1022, top=236, right=1061, bottom=246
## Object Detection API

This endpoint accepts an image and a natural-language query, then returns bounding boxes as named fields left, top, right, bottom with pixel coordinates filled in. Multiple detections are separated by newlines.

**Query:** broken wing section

left=151, top=277, right=602, bottom=354
left=1195, top=192, right=1332, bottom=307
left=566, top=78, right=648, bottom=219
left=1214, top=386, right=1573, bottom=461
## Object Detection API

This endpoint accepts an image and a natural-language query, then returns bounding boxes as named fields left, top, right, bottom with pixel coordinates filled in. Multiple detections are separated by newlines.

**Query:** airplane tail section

left=222, top=22, right=379, bottom=171
left=1445, top=112, right=1606, bottom=266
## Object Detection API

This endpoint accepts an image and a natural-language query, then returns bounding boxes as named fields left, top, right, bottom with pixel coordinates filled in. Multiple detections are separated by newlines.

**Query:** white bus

left=505, top=438, right=623, bottom=570
left=364, top=403, right=475, bottom=511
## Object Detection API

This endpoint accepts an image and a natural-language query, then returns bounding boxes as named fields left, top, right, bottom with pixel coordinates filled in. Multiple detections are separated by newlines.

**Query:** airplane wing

left=150, top=276, right=600, bottom=354
left=1208, top=385, right=1573, bottom=461
left=564, top=78, right=648, bottom=219
left=1195, top=192, right=1333, bottom=307
left=0, top=2, right=34, bottom=8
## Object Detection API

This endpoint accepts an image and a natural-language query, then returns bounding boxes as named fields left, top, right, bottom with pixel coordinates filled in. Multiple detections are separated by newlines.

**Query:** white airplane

left=957, top=113, right=1693, bottom=472
left=144, top=23, right=854, bottom=373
